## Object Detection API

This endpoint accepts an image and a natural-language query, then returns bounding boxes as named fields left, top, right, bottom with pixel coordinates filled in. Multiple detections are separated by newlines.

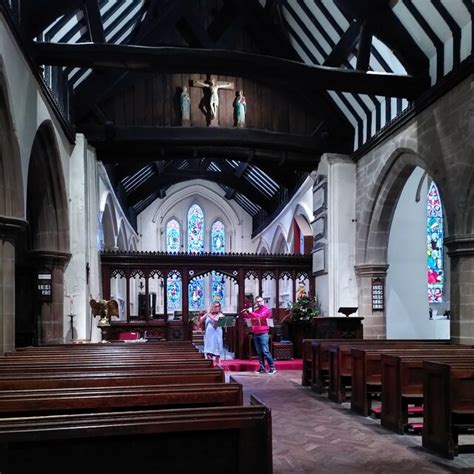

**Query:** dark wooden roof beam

left=83, top=0, right=105, bottom=43
left=356, top=20, right=372, bottom=72
left=33, top=43, right=429, bottom=99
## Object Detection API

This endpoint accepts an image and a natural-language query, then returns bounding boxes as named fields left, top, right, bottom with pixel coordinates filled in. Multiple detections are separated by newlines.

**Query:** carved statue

left=233, top=90, right=246, bottom=128
left=90, top=298, right=120, bottom=327
left=180, top=86, right=191, bottom=126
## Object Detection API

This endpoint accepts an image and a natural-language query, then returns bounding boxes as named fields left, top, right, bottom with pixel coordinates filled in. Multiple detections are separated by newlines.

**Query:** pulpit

left=287, top=317, right=363, bottom=357
left=312, top=317, right=364, bottom=340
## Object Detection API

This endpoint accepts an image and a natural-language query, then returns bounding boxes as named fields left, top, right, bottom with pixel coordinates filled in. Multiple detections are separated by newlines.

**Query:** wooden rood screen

left=100, top=251, right=313, bottom=358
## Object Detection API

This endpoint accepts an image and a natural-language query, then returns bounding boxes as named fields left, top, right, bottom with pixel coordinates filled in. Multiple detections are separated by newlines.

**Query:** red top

left=245, top=305, right=271, bottom=334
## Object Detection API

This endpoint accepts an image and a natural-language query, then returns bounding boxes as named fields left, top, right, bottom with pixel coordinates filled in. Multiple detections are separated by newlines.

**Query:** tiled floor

left=229, top=370, right=474, bottom=474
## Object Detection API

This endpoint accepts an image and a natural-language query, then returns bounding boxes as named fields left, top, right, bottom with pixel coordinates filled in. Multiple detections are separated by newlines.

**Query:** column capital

left=444, top=235, right=474, bottom=258
left=0, top=215, right=28, bottom=243
left=323, top=153, right=353, bottom=165
left=29, top=250, right=72, bottom=270
left=354, top=263, right=389, bottom=278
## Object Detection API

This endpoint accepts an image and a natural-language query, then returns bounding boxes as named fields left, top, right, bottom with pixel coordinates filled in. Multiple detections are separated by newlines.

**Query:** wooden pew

left=323, top=340, right=449, bottom=401
left=381, top=353, right=474, bottom=434
left=0, top=382, right=243, bottom=416
left=0, top=367, right=225, bottom=390
left=423, top=360, right=474, bottom=459
left=0, top=405, right=273, bottom=474
left=351, top=346, right=473, bottom=416
left=0, top=359, right=214, bottom=374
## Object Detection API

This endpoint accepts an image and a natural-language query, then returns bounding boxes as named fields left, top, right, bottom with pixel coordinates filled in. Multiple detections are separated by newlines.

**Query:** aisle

left=229, top=370, right=474, bottom=474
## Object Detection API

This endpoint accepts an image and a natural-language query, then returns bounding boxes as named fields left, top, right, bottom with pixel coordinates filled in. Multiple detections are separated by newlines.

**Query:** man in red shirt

left=244, top=296, right=276, bottom=374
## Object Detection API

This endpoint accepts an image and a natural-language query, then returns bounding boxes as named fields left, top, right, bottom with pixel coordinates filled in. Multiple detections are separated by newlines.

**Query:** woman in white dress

left=200, top=301, right=224, bottom=366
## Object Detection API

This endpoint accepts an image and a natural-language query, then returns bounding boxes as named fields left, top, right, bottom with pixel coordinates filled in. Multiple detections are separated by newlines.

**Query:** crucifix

left=191, top=76, right=234, bottom=127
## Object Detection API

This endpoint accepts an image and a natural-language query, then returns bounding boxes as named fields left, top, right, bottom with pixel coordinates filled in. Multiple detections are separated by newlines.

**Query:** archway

left=0, top=69, right=25, bottom=353
left=24, top=120, right=70, bottom=344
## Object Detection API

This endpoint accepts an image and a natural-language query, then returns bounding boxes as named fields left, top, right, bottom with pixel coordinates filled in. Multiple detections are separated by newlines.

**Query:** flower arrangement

left=287, top=295, right=320, bottom=322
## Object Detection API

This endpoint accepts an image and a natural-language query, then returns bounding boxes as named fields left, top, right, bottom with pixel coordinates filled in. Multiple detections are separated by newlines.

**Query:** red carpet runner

left=219, top=358, right=302, bottom=372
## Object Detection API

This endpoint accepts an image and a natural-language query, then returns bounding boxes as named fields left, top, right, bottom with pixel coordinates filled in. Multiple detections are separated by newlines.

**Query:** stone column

left=0, top=216, right=27, bottom=355
left=445, top=235, right=474, bottom=345
left=354, top=263, right=389, bottom=339
left=29, top=250, right=71, bottom=345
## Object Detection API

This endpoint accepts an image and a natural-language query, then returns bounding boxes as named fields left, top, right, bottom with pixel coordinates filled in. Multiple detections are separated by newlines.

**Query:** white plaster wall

left=0, top=17, right=73, bottom=216
left=386, top=167, right=450, bottom=339
left=63, top=136, right=104, bottom=342
left=137, top=180, right=253, bottom=253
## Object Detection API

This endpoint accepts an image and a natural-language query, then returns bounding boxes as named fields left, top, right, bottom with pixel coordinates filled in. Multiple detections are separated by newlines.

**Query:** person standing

left=244, top=296, right=276, bottom=374
left=200, top=301, right=224, bottom=366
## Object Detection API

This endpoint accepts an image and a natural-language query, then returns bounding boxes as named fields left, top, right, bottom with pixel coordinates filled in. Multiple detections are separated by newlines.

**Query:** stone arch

left=256, top=237, right=270, bottom=254
left=271, top=225, right=289, bottom=254
left=361, top=148, right=439, bottom=264
left=27, top=120, right=69, bottom=253
left=26, top=120, right=70, bottom=344
left=117, top=219, right=127, bottom=250
left=0, top=67, right=23, bottom=218
left=101, top=193, right=117, bottom=250
left=0, top=67, right=25, bottom=354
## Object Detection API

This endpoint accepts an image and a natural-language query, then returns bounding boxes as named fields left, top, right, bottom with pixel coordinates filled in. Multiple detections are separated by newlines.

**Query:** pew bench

left=0, top=367, right=225, bottom=390
left=381, top=353, right=474, bottom=434
left=326, top=340, right=451, bottom=403
left=351, top=346, right=473, bottom=417
left=0, top=404, right=273, bottom=474
left=423, top=360, right=474, bottom=459
left=0, top=382, right=243, bottom=416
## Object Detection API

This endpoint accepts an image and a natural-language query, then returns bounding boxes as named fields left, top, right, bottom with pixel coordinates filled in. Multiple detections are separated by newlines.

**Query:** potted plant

left=285, top=295, right=321, bottom=358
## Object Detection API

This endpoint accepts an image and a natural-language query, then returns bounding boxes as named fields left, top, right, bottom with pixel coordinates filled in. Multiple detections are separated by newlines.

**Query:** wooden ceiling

left=8, top=0, right=469, bottom=232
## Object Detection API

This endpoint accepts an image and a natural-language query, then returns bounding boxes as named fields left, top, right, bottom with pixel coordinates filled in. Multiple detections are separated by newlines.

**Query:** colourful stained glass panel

left=189, top=277, right=205, bottom=310
left=166, top=219, right=180, bottom=252
left=187, top=204, right=204, bottom=253
left=211, top=221, right=225, bottom=253
left=167, top=274, right=181, bottom=309
left=211, top=271, right=225, bottom=303
left=427, top=182, right=443, bottom=303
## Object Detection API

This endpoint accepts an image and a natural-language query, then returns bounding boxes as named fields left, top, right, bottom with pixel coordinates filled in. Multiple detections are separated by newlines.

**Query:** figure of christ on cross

left=191, top=77, right=234, bottom=126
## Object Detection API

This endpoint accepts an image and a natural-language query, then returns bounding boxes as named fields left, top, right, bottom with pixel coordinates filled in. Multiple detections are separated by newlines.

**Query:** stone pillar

left=354, top=263, right=389, bottom=339
left=30, top=250, right=71, bottom=345
left=445, top=235, right=474, bottom=345
left=0, top=216, right=27, bottom=355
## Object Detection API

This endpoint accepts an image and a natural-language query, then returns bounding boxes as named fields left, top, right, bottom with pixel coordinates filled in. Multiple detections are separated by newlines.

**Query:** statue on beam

left=191, top=77, right=234, bottom=126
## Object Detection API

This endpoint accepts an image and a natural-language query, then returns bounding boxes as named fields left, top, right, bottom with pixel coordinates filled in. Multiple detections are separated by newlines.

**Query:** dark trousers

left=253, top=332, right=275, bottom=370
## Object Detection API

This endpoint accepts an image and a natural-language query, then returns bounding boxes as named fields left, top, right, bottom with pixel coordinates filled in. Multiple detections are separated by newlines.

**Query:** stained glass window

left=166, top=219, right=180, bottom=253
left=167, top=273, right=181, bottom=310
left=427, top=182, right=444, bottom=303
left=189, top=277, right=205, bottom=310
left=211, top=221, right=225, bottom=253
left=187, top=204, right=204, bottom=253
left=211, top=271, right=225, bottom=304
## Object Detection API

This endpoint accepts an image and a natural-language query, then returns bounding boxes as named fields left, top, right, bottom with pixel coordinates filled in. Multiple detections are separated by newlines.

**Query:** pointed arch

left=187, top=203, right=204, bottom=253
left=211, top=219, right=225, bottom=253
left=116, top=219, right=127, bottom=250
left=27, top=120, right=69, bottom=253
left=0, top=66, right=23, bottom=218
left=165, top=217, right=181, bottom=253
left=360, top=148, right=444, bottom=264
left=271, top=225, right=289, bottom=254
left=101, top=193, right=117, bottom=250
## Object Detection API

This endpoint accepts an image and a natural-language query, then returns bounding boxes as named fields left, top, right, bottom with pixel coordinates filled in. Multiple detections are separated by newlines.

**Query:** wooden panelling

left=101, top=73, right=320, bottom=135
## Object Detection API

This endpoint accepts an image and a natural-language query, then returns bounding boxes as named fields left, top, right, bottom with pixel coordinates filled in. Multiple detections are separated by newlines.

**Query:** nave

left=229, top=370, right=474, bottom=474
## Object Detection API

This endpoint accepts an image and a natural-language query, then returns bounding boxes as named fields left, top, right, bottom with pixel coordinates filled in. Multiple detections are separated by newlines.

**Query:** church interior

left=0, top=0, right=473, bottom=472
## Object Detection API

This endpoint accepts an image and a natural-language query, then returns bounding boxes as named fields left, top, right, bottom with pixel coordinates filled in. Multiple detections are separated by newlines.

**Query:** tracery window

left=166, top=219, right=180, bottom=253
left=211, top=271, right=225, bottom=304
left=189, top=277, right=205, bottom=310
left=167, top=272, right=181, bottom=310
left=427, top=182, right=444, bottom=303
left=211, top=220, right=225, bottom=253
left=187, top=204, right=204, bottom=253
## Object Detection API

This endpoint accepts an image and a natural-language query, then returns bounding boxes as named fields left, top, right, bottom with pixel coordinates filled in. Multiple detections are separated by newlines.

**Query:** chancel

left=0, top=0, right=473, bottom=472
